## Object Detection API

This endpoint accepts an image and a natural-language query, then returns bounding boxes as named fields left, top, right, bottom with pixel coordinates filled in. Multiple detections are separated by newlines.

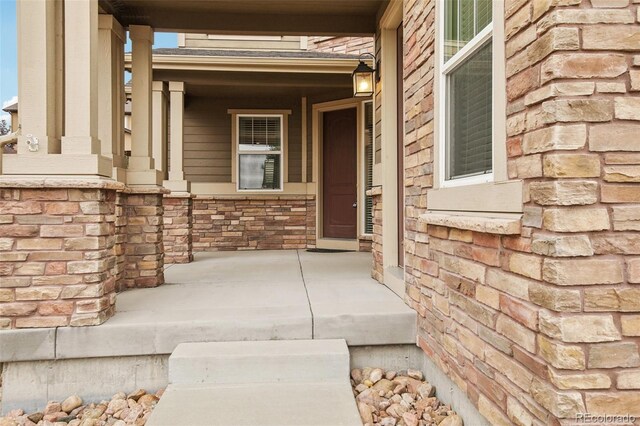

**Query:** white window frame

left=438, top=1, right=494, bottom=189
left=235, top=113, right=284, bottom=192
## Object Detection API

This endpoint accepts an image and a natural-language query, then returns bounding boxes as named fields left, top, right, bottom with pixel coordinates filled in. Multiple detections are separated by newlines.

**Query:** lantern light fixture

left=352, top=53, right=377, bottom=98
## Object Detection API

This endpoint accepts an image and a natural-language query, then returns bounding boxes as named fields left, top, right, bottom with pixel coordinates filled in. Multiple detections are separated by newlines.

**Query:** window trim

left=431, top=0, right=519, bottom=213
left=439, top=1, right=494, bottom=188
left=235, top=113, right=285, bottom=192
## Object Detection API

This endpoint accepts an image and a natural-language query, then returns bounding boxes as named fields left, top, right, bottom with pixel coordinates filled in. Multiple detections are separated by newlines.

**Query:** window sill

left=427, top=180, right=523, bottom=213
left=419, top=211, right=522, bottom=235
left=366, top=186, right=382, bottom=197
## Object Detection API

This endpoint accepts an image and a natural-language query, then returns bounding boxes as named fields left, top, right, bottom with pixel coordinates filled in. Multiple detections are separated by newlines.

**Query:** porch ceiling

left=100, top=0, right=387, bottom=36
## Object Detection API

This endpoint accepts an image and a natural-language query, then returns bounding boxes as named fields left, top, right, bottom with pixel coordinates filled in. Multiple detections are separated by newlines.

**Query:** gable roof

left=2, top=101, right=18, bottom=113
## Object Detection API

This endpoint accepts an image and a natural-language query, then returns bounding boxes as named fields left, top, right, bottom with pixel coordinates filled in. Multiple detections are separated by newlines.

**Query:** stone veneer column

left=121, top=188, right=168, bottom=289
left=368, top=187, right=383, bottom=282
left=163, top=194, right=193, bottom=264
left=400, top=0, right=640, bottom=424
left=0, top=179, right=123, bottom=329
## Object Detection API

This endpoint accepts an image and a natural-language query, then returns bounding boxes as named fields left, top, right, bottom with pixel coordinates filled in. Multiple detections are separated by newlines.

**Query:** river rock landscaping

left=0, top=389, right=163, bottom=426
left=352, top=368, right=463, bottom=426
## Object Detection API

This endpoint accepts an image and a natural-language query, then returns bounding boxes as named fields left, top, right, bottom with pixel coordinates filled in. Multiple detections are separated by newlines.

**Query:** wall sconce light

left=353, top=53, right=377, bottom=98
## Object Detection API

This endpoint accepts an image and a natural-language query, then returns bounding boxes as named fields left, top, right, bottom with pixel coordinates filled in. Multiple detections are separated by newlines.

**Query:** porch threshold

left=0, top=250, right=416, bottom=362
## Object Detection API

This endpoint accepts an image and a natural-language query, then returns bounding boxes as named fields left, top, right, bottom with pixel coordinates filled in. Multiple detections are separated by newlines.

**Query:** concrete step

left=169, top=339, right=350, bottom=385
left=147, top=339, right=361, bottom=426
left=146, top=382, right=362, bottom=426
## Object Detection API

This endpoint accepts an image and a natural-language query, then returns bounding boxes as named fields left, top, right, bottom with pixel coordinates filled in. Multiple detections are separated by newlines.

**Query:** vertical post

left=62, top=0, right=101, bottom=156
left=98, top=14, right=127, bottom=181
left=14, top=0, right=62, bottom=155
left=164, top=82, right=190, bottom=192
left=152, top=81, right=168, bottom=179
left=129, top=25, right=154, bottom=170
left=301, top=97, right=308, bottom=183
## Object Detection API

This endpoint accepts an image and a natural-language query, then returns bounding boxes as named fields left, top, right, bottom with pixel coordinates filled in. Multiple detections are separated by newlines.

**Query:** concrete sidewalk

left=2, top=250, right=417, bottom=361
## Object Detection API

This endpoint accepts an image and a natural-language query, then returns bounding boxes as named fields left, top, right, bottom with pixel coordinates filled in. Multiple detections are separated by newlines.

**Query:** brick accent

left=192, top=195, right=316, bottom=251
left=0, top=186, right=119, bottom=328
left=121, top=190, right=165, bottom=289
left=163, top=194, right=193, bottom=264
left=398, top=0, right=640, bottom=424
left=359, top=235, right=373, bottom=252
left=370, top=187, right=383, bottom=282
left=307, top=36, right=374, bottom=56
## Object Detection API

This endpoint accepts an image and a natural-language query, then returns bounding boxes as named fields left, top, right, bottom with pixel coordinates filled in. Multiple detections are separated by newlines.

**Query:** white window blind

left=237, top=115, right=283, bottom=191
left=442, top=0, right=493, bottom=182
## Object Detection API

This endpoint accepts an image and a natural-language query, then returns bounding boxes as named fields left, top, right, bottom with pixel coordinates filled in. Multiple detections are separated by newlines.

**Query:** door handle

left=352, top=202, right=357, bottom=208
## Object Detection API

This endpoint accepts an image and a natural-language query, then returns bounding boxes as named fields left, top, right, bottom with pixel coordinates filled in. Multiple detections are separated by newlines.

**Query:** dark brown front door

left=397, top=22, right=405, bottom=266
left=323, top=107, right=357, bottom=239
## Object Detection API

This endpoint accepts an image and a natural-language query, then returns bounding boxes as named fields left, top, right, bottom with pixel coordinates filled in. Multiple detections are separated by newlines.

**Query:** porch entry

left=322, top=108, right=358, bottom=239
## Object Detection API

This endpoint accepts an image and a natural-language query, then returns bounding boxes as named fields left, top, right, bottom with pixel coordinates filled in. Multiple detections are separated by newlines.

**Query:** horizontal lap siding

left=182, top=96, right=303, bottom=183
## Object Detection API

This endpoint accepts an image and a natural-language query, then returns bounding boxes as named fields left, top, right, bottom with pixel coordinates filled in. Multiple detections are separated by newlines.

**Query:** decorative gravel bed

left=352, top=368, right=463, bottom=426
left=0, top=389, right=163, bottom=426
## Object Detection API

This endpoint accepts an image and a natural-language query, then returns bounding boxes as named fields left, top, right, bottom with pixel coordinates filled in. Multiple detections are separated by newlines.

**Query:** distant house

left=1, top=101, right=18, bottom=154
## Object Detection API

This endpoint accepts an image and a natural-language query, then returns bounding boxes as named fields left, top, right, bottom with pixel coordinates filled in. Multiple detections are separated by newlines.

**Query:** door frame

left=312, top=98, right=363, bottom=251
left=379, top=0, right=405, bottom=296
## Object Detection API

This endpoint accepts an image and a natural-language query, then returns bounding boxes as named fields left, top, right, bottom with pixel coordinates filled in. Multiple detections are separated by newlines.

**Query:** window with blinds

left=443, top=0, right=493, bottom=181
left=364, top=101, right=374, bottom=234
left=237, top=115, right=283, bottom=190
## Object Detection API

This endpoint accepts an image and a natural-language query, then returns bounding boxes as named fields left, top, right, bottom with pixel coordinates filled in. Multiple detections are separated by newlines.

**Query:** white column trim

left=164, top=81, right=189, bottom=193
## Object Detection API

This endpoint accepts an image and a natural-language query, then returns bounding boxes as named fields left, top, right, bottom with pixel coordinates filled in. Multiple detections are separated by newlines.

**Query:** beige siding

left=181, top=96, right=304, bottom=183
left=182, top=34, right=304, bottom=51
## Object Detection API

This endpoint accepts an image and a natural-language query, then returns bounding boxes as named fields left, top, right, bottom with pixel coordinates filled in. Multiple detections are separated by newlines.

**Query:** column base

left=163, top=179, right=190, bottom=193
left=126, top=169, right=163, bottom=185
left=0, top=181, right=122, bottom=329
left=2, top=154, right=113, bottom=177
left=163, top=193, right=193, bottom=264
left=121, top=185, right=169, bottom=289
left=112, top=166, right=127, bottom=184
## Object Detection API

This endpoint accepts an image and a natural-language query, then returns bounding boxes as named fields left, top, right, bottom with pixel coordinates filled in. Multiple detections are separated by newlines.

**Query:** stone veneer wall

left=192, top=196, right=317, bottom=251
left=370, top=188, right=384, bottom=282
left=163, top=195, right=193, bottom=264
left=0, top=185, right=121, bottom=328
left=399, top=0, right=640, bottom=424
left=307, top=36, right=374, bottom=56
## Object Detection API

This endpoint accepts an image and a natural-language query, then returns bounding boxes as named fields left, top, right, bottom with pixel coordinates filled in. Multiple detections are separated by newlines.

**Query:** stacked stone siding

left=122, top=191, right=165, bottom=289
left=370, top=188, right=383, bottom=282
left=307, top=36, right=374, bottom=55
left=401, top=0, right=640, bottom=424
left=0, top=185, right=120, bottom=329
left=192, top=195, right=316, bottom=251
left=163, top=195, right=193, bottom=264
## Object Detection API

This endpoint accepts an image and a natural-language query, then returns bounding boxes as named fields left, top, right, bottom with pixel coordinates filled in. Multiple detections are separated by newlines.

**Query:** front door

left=323, top=108, right=357, bottom=239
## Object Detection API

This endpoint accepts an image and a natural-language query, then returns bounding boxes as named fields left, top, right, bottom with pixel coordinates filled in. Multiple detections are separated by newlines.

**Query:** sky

left=0, top=0, right=176, bottom=124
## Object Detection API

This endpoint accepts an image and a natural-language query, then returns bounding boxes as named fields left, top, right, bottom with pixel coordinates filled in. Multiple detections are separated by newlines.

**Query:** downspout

left=0, top=126, right=21, bottom=175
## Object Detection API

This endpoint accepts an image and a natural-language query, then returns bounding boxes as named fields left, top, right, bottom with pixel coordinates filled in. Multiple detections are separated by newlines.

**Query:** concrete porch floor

left=47, top=250, right=416, bottom=359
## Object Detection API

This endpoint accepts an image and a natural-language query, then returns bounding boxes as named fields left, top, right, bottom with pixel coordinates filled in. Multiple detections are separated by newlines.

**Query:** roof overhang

left=124, top=53, right=372, bottom=75
left=100, top=0, right=387, bottom=36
